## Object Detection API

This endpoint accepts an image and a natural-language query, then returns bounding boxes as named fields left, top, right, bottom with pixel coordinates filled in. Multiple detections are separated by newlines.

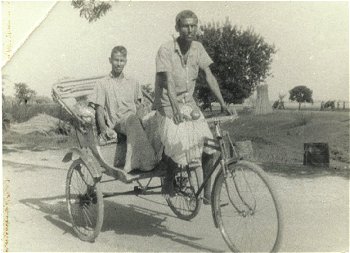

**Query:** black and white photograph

left=1, top=1, right=349, bottom=252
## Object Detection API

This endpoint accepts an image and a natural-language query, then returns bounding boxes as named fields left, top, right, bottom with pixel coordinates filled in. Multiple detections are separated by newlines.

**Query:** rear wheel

left=163, top=166, right=203, bottom=220
left=212, top=161, right=283, bottom=252
left=66, top=159, right=104, bottom=242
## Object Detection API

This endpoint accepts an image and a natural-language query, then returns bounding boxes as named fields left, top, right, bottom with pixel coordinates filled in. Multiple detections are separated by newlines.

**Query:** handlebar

left=205, top=114, right=239, bottom=123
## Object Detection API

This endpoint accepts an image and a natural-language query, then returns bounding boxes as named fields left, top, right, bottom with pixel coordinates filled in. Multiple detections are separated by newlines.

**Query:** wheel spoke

left=73, top=171, right=86, bottom=193
left=81, top=206, right=91, bottom=228
left=82, top=205, right=93, bottom=227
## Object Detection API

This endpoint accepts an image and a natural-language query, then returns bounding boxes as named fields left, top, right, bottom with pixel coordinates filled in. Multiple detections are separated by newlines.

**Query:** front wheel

left=66, top=159, right=104, bottom=242
left=212, top=161, right=283, bottom=252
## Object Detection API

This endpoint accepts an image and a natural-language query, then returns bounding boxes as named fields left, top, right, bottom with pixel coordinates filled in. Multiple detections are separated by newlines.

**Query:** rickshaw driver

left=94, top=46, right=156, bottom=173
left=154, top=10, right=233, bottom=201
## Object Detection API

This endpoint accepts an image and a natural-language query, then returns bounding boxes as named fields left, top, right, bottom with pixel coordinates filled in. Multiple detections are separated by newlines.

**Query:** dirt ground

left=2, top=143, right=349, bottom=252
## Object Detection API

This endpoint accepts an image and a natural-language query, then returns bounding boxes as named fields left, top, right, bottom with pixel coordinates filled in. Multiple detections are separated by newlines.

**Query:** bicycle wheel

left=212, top=161, right=283, bottom=252
left=66, top=159, right=104, bottom=242
left=163, top=166, right=203, bottom=220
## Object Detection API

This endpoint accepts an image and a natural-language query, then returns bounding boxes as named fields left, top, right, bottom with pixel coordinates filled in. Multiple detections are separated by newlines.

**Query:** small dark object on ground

left=303, top=143, right=329, bottom=167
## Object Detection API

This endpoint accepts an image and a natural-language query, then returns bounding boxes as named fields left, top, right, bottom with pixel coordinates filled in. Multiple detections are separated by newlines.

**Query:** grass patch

left=292, top=111, right=314, bottom=126
left=223, top=111, right=349, bottom=164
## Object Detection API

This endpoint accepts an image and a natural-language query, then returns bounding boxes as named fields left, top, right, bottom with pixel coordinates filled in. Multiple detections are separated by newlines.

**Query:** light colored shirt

left=154, top=39, right=213, bottom=117
left=94, top=73, right=142, bottom=127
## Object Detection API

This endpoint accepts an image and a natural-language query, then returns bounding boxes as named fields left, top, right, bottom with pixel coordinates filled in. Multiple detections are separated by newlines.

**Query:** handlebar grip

left=205, top=114, right=239, bottom=123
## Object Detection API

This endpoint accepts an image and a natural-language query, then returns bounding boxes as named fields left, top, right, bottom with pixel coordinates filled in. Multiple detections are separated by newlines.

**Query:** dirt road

left=3, top=144, right=349, bottom=252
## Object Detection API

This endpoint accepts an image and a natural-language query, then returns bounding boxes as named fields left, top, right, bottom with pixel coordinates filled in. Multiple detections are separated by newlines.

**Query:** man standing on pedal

left=154, top=10, right=232, bottom=201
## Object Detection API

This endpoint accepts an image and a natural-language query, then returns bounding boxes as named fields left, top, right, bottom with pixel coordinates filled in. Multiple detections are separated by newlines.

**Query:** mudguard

left=62, top=147, right=103, bottom=181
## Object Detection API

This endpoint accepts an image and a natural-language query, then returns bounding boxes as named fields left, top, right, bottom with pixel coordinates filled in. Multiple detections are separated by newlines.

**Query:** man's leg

left=121, top=114, right=156, bottom=172
left=161, top=153, right=177, bottom=197
left=202, top=152, right=215, bottom=205
left=113, top=133, right=127, bottom=168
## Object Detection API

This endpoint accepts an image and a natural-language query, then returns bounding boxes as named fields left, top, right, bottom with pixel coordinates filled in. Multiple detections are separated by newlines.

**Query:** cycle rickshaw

left=52, top=76, right=283, bottom=252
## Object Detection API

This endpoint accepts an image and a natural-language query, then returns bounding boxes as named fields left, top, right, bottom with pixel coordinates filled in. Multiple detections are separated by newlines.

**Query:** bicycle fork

left=216, top=125, right=256, bottom=217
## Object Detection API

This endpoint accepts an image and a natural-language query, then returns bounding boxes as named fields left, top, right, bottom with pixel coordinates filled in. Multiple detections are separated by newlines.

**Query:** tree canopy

left=289, top=85, right=313, bottom=110
left=195, top=18, right=276, bottom=106
left=71, top=0, right=111, bottom=22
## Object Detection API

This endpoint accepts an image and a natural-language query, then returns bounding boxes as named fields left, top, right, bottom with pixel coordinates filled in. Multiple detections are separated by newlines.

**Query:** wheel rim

left=217, top=165, right=280, bottom=252
left=67, top=162, right=101, bottom=238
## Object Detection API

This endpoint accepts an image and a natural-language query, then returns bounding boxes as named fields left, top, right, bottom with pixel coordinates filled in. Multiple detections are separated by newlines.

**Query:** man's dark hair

left=175, top=10, right=198, bottom=27
left=111, top=46, right=127, bottom=57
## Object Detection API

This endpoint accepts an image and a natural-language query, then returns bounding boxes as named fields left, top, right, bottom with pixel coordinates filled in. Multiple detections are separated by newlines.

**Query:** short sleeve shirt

left=94, top=73, right=142, bottom=127
left=154, top=40, right=213, bottom=116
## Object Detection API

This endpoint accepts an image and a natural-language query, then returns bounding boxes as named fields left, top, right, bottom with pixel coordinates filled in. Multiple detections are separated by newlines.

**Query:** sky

left=1, top=1, right=349, bottom=101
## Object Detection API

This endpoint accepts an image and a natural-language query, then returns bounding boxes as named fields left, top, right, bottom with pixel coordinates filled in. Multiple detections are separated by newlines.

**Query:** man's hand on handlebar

left=100, top=127, right=117, bottom=141
left=221, top=104, right=236, bottom=116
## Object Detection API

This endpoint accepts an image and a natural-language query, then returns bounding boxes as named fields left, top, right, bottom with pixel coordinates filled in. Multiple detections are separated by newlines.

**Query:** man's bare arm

left=96, top=105, right=107, bottom=133
left=203, top=66, right=232, bottom=114
left=158, top=72, right=183, bottom=124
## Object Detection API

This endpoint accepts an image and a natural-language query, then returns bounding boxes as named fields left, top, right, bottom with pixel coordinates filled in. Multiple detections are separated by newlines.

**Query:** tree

left=289, top=85, right=313, bottom=110
left=14, top=83, right=36, bottom=105
left=71, top=0, right=112, bottom=22
left=194, top=75, right=215, bottom=111
left=195, top=18, right=276, bottom=106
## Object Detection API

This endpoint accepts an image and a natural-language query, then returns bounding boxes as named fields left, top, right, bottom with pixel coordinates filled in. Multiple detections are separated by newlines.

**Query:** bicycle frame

left=195, top=119, right=239, bottom=199
left=197, top=119, right=259, bottom=218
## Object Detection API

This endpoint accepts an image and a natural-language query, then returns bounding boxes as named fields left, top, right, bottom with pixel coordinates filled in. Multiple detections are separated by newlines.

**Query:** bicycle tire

left=164, top=166, right=203, bottom=221
left=212, top=160, right=283, bottom=252
left=66, top=159, right=104, bottom=242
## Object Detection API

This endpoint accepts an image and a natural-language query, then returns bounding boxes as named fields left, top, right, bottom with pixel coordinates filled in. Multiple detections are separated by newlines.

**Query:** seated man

left=94, top=46, right=156, bottom=173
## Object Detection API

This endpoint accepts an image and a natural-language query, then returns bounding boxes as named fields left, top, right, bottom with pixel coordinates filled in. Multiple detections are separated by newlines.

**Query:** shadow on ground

left=20, top=195, right=224, bottom=252
left=3, top=160, right=66, bottom=172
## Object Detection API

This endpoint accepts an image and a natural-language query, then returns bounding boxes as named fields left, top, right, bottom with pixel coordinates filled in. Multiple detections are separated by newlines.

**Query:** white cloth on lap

left=155, top=105, right=215, bottom=166
left=141, top=111, right=164, bottom=162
